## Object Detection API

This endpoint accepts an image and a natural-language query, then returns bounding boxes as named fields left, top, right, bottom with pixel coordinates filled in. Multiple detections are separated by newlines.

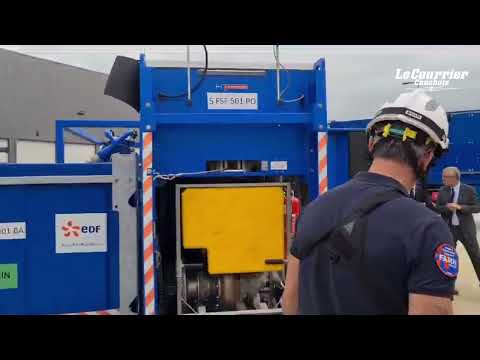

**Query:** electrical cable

left=276, top=298, right=282, bottom=308
left=273, top=46, right=305, bottom=103
left=157, top=45, right=208, bottom=99
left=152, top=169, right=246, bottom=182
left=274, top=46, right=290, bottom=98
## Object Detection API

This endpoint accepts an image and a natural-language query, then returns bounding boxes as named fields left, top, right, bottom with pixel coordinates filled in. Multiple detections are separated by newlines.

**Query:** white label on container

left=0, top=222, right=26, bottom=240
left=270, top=161, right=288, bottom=171
left=261, top=161, right=269, bottom=171
left=55, top=213, right=107, bottom=253
left=207, top=92, right=258, bottom=110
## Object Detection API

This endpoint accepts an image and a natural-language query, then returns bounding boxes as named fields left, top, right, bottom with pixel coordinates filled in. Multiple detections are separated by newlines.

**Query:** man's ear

left=367, top=137, right=375, bottom=152
left=420, top=149, right=435, bottom=171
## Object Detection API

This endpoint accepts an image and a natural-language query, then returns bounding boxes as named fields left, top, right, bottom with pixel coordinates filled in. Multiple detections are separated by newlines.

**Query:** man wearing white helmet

left=283, top=90, right=457, bottom=315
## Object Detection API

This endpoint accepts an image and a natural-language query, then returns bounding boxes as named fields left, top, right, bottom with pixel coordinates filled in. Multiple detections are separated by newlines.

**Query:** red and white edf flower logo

left=62, top=220, right=80, bottom=237
left=61, top=220, right=102, bottom=237
left=56, top=213, right=107, bottom=254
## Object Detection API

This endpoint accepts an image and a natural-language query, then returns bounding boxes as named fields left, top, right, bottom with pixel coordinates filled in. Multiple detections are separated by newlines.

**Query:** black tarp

left=104, top=56, right=140, bottom=112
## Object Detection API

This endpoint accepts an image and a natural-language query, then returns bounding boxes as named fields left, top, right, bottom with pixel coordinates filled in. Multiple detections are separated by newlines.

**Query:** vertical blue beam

left=140, top=54, right=154, bottom=132
left=306, top=58, right=328, bottom=202
left=55, top=121, right=65, bottom=163
left=313, top=59, right=328, bottom=132
left=327, top=133, right=350, bottom=189
left=139, top=55, right=158, bottom=315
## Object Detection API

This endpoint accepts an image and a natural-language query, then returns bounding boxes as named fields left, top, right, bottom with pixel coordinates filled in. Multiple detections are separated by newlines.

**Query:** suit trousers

left=450, top=225, right=480, bottom=283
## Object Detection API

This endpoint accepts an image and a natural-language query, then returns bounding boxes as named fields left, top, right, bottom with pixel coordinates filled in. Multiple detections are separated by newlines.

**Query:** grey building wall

left=0, top=49, right=139, bottom=144
left=0, top=50, right=141, bottom=313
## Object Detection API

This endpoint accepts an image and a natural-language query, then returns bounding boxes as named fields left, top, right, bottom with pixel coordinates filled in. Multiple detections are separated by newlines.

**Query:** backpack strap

left=327, top=189, right=407, bottom=313
left=327, top=189, right=405, bottom=261
left=348, top=189, right=406, bottom=221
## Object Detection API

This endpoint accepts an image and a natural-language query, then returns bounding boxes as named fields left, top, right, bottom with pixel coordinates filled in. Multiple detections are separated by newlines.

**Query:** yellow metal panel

left=181, top=186, right=285, bottom=274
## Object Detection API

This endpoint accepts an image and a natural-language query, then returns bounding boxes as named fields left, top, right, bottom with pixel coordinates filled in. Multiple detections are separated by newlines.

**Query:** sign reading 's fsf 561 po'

left=55, top=213, right=107, bottom=253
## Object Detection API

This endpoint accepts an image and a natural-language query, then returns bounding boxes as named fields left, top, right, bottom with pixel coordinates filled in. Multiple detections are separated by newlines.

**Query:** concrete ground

left=452, top=214, right=480, bottom=315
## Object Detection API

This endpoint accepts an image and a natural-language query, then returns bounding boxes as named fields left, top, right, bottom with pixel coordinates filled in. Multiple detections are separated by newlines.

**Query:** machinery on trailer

left=0, top=46, right=328, bottom=315
left=102, top=46, right=327, bottom=315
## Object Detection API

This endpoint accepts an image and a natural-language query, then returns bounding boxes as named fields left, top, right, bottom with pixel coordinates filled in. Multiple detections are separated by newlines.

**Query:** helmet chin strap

left=420, top=155, right=438, bottom=179
left=416, top=161, right=429, bottom=179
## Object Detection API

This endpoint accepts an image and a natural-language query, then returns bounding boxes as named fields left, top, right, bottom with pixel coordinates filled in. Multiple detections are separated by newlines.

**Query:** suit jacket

left=412, top=181, right=434, bottom=210
left=436, top=183, right=480, bottom=241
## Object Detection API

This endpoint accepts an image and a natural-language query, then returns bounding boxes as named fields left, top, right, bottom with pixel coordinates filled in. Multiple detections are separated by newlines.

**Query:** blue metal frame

left=0, top=119, right=130, bottom=314
left=135, top=53, right=328, bottom=314
left=55, top=120, right=139, bottom=163
left=0, top=163, right=119, bottom=314
left=0, top=163, right=112, bottom=177
left=137, top=55, right=326, bottom=196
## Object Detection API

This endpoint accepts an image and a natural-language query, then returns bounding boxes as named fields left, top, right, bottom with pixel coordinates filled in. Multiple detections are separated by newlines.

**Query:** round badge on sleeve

left=434, top=243, right=459, bottom=278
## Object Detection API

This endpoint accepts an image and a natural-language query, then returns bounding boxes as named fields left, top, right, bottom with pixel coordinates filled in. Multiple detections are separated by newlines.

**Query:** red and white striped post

left=142, top=131, right=156, bottom=315
left=318, top=132, right=328, bottom=195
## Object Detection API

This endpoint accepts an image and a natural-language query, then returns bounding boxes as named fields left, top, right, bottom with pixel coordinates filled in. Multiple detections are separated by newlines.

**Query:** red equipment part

left=291, top=195, right=301, bottom=236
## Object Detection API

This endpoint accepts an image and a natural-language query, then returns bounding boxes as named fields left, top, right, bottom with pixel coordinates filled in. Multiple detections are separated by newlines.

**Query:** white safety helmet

left=366, top=89, right=449, bottom=151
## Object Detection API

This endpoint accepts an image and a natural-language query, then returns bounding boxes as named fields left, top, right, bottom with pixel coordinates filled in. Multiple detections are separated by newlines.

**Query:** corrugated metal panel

left=0, top=49, right=138, bottom=144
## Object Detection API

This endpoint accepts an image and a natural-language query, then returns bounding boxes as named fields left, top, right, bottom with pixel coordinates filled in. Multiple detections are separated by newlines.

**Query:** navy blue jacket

left=291, top=172, right=457, bottom=315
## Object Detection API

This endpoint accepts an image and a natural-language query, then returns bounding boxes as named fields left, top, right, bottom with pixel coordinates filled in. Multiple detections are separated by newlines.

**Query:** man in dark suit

left=410, top=179, right=434, bottom=210
left=436, top=166, right=480, bottom=288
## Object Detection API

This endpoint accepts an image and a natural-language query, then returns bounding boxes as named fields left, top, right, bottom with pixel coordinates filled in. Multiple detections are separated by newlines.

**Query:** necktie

left=449, top=187, right=456, bottom=226
left=450, top=187, right=455, bottom=203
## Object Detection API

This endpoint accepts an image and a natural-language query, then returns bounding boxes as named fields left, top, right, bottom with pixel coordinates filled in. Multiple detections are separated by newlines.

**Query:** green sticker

left=0, top=264, right=18, bottom=289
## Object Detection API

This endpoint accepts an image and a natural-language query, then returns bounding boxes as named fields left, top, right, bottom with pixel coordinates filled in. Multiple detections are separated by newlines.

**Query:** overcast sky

left=2, top=45, right=480, bottom=121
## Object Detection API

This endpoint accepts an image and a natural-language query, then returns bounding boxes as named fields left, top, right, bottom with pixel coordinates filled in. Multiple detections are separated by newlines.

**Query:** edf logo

left=56, top=213, right=108, bottom=254
left=62, top=220, right=101, bottom=237
left=81, top=225, right=102, bottom=234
